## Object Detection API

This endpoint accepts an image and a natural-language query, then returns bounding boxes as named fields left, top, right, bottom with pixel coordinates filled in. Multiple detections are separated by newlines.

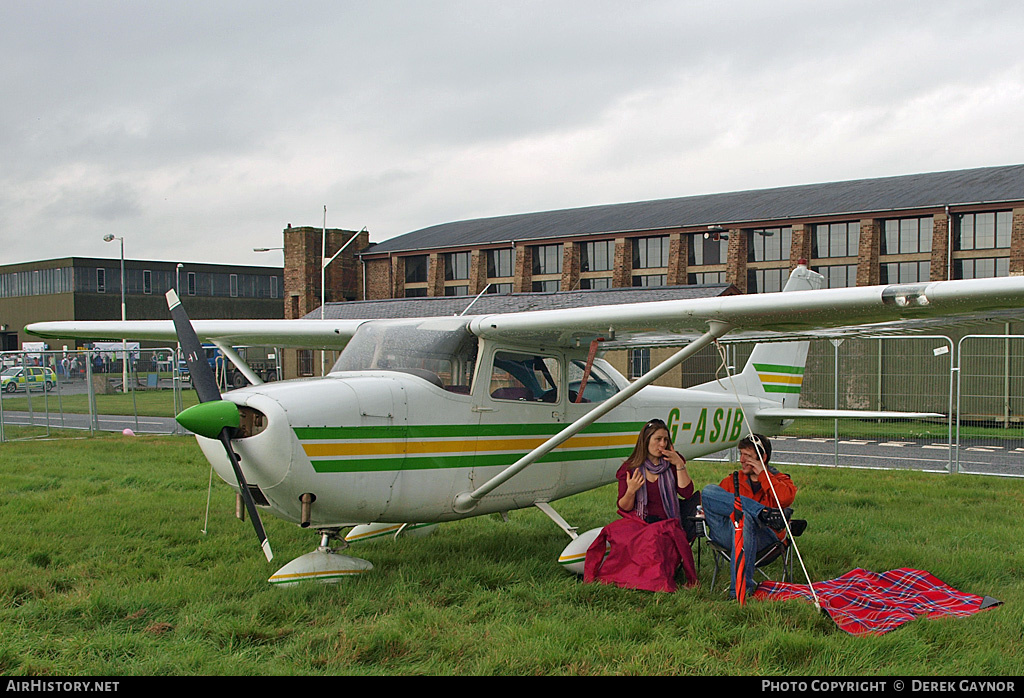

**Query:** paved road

left=0, top=410, right=180, bottom=435
left=754, top=434, right=1022, bottom=477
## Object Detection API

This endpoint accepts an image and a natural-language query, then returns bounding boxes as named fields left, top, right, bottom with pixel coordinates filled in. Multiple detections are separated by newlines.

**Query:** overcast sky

left=3, top=0, right=1024, bottom=268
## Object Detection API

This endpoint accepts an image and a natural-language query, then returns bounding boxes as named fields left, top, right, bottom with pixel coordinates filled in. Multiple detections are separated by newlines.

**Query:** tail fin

left=693, top=264, right=823, bottom=408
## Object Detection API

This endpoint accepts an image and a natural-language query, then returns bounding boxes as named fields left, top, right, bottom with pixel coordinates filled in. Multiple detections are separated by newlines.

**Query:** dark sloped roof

left=364, top=164, right=1024, bottom=255
left=311, top=284, right=736, bottom=320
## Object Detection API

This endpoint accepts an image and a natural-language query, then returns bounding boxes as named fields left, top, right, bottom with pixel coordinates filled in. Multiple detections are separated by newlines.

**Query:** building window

left=955, top=211, right=1012, bottom=250
left=581, top=240, right=614, bottom=272
left=632, top=274, right=666, bottom=288
left=444, top=285, right=469, bottom=296
left=444, top=252, right=470, bottom=281
left=748, top=227, right=792, bottom=262
left=97, top=269, right=106, bottom=294
left=628, top=348, right=651, bottom=379
left=531, top=244, right=563, bottom=275
left=143, top=270, right=152, bottom=295
left=632, top=236, right=669, bottom=269
left=298, top=349, right=314, bottom=377
left=580, top=277, right=612, bottom=290
left=404, top=255, right=428, bottom=284
left=486, top=283, right=513, bottom=294
left=229, top=274, right=238, bottom=297
left=404, top=287, right=427, bottom=297
left=532, top=279, right=560, bottom=292
left=187, top=272, right=196, bottom=296
left=813, top=222, right=860, bottom=258
left=813, top=264, right=858, bottom=289
left=954, top=257, right=1009, bottom=280
left=270, top=275, right=278, bottom=299
left=690, top=235, right=728, bottom=266
left=487, top=248, right=514, bottom=278
left=881, top=217, right=932, bottom=255
left=688, top=271, right=726, bottom=285
left=747, top=268, right=788, bottom=294
left=880, top=261, right=930, bottom=284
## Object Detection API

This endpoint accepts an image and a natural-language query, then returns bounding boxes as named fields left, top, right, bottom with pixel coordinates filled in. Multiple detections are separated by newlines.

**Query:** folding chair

left=692, top=508, right=807, bottom=591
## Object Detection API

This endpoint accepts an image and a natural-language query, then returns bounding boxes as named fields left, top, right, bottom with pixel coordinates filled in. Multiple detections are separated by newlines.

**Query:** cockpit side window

left=568, top=358, right=622, bottom=403
left=490, top=351, right=561, bottom=402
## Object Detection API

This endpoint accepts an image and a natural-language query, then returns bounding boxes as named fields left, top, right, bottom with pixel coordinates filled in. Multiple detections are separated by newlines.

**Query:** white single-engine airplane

left=26, top=265, right=1024, bottom=584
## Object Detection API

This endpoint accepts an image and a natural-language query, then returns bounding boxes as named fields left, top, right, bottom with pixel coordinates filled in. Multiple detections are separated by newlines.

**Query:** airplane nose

left=195, top=392, right=296, bottom=493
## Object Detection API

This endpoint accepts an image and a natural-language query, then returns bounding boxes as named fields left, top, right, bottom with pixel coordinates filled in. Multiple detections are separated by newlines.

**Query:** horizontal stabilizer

left=758, top=408, right=944, bottom=420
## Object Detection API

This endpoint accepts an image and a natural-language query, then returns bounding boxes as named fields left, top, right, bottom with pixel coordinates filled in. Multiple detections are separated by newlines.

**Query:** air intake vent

left=247, top=485, right=270, bottom=507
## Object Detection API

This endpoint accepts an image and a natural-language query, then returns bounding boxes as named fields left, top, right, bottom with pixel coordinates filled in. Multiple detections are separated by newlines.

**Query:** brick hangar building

left=279, top=164, right=1024, bottom=381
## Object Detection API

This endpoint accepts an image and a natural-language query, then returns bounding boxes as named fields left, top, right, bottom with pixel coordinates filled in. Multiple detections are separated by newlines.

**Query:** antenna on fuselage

left=459, top=284, right=492, bottom=316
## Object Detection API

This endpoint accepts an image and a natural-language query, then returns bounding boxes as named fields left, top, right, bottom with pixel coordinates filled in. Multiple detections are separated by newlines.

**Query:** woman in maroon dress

left=584, top=419, right=698, bottom=591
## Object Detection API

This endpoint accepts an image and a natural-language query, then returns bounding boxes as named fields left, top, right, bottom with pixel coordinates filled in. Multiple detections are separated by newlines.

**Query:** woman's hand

left=663, top=444, right=692, bottom=489
left=618, top=467, right=646, bottom=512
left=625, top=467, right=645, bottom=495
left=662, top=444, right=685, bottom=469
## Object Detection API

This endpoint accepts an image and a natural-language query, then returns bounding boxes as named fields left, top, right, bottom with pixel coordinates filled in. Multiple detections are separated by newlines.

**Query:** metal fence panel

left=0, top=348, right=186, bottom=440
left=4, top=336, right=1021, bottom=479
left=956, top=335, right=1024, bottom=477
left=768, top=336, right=955, bottom=472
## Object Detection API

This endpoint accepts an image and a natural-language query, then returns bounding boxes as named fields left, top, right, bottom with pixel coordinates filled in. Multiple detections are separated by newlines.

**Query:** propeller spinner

left=167, top=290, right=273, bottom=562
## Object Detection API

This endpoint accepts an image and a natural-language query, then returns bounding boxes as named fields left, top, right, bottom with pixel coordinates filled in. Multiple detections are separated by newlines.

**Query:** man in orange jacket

left=700, top=434, right=797, bottom=600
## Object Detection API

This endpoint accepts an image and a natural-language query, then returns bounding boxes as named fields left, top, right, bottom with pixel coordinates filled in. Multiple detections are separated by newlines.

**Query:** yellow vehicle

left=1, top=366, right=57, bottom=393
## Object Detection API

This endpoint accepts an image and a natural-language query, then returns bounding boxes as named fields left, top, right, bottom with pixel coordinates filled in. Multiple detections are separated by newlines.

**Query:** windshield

left=331, top=318, right=478, bottom=391
left=1, top=368, right=21, bottom=377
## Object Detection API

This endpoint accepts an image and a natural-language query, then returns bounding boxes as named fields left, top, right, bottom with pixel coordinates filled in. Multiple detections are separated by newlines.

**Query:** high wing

left=25, top=268, right=1024, bottom=350
left=25, top=318, right=368, bottom=350
left=467, top=269, right=1024, bottom=349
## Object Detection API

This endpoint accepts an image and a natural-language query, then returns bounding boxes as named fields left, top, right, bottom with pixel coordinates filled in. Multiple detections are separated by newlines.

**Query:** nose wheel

left=267, top=527, right=373, bottom=586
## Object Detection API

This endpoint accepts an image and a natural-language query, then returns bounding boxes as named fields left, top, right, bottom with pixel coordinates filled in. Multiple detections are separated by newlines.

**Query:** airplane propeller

left=167, top=290, right=273, bottom=562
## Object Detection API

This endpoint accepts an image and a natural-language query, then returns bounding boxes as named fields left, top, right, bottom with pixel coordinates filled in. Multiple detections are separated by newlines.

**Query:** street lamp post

left=102, top=234, right=128, bottom=393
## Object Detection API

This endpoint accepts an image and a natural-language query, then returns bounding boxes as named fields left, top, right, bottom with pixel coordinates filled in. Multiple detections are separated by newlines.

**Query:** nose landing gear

left=267, top=528, right=373, bottom=586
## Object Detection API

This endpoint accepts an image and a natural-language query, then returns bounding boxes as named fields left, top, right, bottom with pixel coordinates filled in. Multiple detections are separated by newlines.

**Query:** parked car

left=1, top=366, right=57, bottom=393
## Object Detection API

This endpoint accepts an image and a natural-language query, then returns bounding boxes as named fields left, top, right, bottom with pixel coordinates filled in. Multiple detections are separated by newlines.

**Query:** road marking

left=879, top=441, right=915, bottom=447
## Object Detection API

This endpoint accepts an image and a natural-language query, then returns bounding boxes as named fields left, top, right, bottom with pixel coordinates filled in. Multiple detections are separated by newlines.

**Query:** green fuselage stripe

left=762, top=385, right=802, bottom=394
left=752, top=363, right=805, bottom=375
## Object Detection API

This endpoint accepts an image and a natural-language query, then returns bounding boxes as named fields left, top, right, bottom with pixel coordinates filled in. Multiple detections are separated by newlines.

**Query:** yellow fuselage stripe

left=758, top=374, right=804, bottom=385
left=302, top=433, right=635, bottom=458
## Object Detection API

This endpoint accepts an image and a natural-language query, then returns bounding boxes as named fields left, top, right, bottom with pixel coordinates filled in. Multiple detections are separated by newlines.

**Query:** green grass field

left=1, top=431, right=1022, bottom=676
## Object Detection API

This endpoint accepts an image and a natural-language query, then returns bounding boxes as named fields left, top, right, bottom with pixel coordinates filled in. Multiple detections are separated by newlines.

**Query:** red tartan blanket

left=754, top=568, right=1001, bottom=635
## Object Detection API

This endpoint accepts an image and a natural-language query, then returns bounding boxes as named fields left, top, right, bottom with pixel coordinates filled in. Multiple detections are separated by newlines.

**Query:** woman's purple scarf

left=634, top=458, right=680, bottom=522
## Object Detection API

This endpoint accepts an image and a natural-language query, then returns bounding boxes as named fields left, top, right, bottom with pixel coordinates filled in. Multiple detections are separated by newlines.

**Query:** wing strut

left=210, top=340, right=264, bottom=386
left=452, top=320, right=734, bottom=514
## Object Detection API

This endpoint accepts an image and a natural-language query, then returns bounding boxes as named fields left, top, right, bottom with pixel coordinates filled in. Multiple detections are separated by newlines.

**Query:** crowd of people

left=584, top=419, right=797, bottom=599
